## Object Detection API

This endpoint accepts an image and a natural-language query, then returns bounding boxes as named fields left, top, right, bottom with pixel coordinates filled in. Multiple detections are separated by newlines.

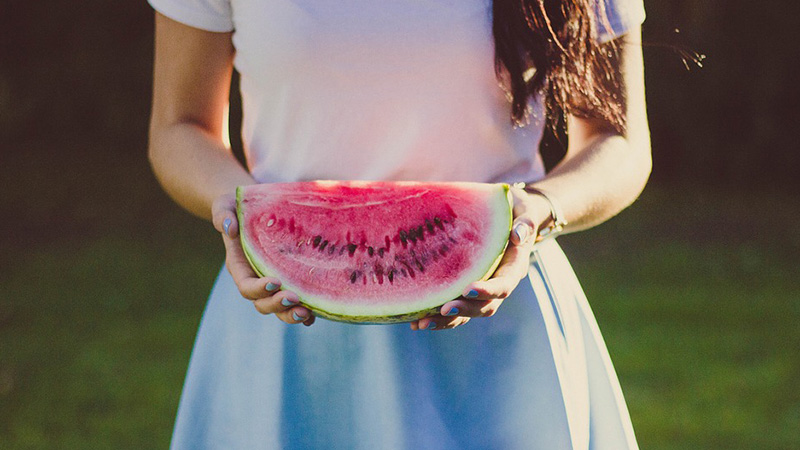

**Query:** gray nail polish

left=513, top=223, right=529, bottom=243
left=426, top=321, right=437, bottom=330
left=292, top=312, right=306, bottom=322
left=223, top=218, right=232, bottom=235
left=281, top=297, right=296, bottom=307
left=266, top=282, right=279, bottom=291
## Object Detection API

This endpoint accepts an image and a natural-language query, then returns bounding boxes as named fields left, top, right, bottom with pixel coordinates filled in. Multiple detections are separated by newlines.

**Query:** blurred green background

left=1, top=1, right=799, bottom=448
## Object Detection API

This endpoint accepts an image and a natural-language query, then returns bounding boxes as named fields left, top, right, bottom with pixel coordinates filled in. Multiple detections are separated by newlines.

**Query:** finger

left=510, top=216, right=535, bottom=246
left=275, top=305, right=314, bottom=324
left=223, top=215, right=239, bottom=239
left=467, top=273, right=524, bottom=302
left=212, top=194, right=239, bottom=238
left=429, top=314, right=471, bottom=329
left=252, top=290, right=299, bottom=315
left=460, top=246, right=530, bottom=302
left=509, top=184, right=552, bottom=247
left=223, top=235, right=273, bottom=299
left=413, top=314, right=472, bottom=330
left=440, top=298, right=505, bottom=318
left=410, top=315, right=435, bottom=330
left=438, top=316, right=470, bottom=329
left=413, top=316, right=440, bottom=330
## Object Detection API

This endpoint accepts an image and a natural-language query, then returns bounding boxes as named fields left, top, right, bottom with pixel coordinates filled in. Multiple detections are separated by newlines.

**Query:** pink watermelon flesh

left=237, top=181, right=512, bottom=323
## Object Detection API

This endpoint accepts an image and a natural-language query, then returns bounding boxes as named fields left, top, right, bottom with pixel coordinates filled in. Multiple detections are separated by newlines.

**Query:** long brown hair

left=493, top=0, right=626, bottom=133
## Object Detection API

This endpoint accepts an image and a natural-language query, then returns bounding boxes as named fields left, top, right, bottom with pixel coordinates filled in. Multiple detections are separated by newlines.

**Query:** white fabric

left=169, top=241, right=640, bottom=449
left=151, top=0, right=644, bottom=185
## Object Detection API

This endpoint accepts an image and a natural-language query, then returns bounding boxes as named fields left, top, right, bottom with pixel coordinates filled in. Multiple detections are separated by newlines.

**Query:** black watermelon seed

left=328, top=244, right=336, bottom=255
left=434, top=217, right=445, bottom=230
left=417, top=226, right=425, bottom=241
left=398, top=260, right=415, bottom=278
left=426, top=219, right=435, bottom=234
left=414, top=258, right=425, bottom=273
left=378, top=248, right=385, bottom=258
left=387, top=269, right=395, bottom=283
left=408, top=229, right=417, bottom=244
left=319, top=240, right=328, bottom=251
left=312, top=236, right=322, bottom=248
left=400, top=268, right=407, bottom=277
left=348, top=244, right=357, bottom=256
left=399, top=230, right=408, bottom=246
left=368, top=247, right=374, bottom=257
left=439, top=245, right=448, bottom=256
left=350, top=271, right=358, bottom=283
left=339, top=245, right=346, bottom=255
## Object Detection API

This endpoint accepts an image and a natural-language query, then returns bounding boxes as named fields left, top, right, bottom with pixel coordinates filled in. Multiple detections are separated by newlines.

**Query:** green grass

left=1, top=144, right=799, bottom=448
left=0, top=142, right=223, bottom=449
left=560, top=187, right=800, bottom=450
left=0, top=217, right=220, bottom=449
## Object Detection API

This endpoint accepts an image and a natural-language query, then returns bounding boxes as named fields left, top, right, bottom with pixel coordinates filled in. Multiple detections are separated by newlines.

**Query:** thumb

left=510, top=216, right=536, bottom=246
left=220, top=214, right=240, bottom=239
left=212, top=194, right=239, bottom=238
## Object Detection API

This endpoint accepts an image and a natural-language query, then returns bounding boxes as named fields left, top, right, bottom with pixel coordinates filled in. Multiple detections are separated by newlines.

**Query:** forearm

left=148, top=122, right=255, bottom=221
left=529, top=132, right=651, bottom=232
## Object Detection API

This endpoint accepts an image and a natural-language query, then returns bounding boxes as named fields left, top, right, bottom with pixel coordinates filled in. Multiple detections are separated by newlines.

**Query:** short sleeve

left=594, top=0, right=646, bottom=43
left=148, top=0, right=234, bottom=32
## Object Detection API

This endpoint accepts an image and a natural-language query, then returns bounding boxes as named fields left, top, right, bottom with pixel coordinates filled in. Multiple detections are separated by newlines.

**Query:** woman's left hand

left=410, top=185, right=552, bottom=331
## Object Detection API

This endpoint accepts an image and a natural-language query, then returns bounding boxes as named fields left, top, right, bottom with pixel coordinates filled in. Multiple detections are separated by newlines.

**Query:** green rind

left=236, top=183, right=513, bottom=324
left=309, top=305, right=442, bottom=324
left=481, top=183, right=513, bottom=281
left=237, top=186, right=269, bottom=278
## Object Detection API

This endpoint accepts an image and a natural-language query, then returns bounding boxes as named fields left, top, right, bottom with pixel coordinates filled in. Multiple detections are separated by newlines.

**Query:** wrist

left=526, top=193, right=556, bottom=231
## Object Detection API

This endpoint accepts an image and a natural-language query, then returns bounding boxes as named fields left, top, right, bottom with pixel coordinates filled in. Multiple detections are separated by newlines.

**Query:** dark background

left=2, top=1, right=799, bottom=448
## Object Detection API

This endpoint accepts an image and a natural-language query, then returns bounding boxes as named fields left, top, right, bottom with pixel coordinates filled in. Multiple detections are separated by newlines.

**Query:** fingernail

left=513, top=223, right=529, bottom=243
left=465, top=289, right=479, bottom=298
left=281, top=297, right=297, bottom=307
left=426, top=321, right=437, bottom=330
left=266, top=282, right=279, bottom=291
left=223, top=218, right=232, bottom=236
left=445, top=307, right=459, bottom=316
left=292, top=311, right=307, bottom=322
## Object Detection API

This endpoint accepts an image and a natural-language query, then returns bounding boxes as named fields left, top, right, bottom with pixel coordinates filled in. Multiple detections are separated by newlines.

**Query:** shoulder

left=594, top=0, right=646, bottom=42
left=148, top=0, right=234, bottom=33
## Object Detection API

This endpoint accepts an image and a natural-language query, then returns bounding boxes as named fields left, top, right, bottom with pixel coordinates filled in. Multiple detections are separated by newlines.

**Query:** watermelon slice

left=236, top=181, right=512, bottom=324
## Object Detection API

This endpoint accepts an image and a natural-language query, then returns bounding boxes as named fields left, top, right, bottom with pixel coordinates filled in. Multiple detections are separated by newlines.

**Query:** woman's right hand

left=212, top=193, right=315, bottom=326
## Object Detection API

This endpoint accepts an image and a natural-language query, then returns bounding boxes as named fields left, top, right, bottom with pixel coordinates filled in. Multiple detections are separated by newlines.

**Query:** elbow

left=147, top=119, right=161, bottom=171
left=147, top=115, right=172, bottom=181
left=628, top=132, right=652, bottom=202
left=147, top=119, right=171, bottom=193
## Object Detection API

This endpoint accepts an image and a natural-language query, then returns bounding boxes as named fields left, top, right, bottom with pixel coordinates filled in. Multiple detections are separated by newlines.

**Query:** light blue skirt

left=170, top=240, right=638, bottom=449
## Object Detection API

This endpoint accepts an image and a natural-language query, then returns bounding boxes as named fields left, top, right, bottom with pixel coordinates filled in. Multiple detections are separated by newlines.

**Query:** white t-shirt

left=150, top=0, right=645, bottom=184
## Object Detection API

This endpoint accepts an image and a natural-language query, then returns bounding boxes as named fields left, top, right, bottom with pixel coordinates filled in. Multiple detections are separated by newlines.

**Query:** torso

left=229, top=0, right=547, bottom=183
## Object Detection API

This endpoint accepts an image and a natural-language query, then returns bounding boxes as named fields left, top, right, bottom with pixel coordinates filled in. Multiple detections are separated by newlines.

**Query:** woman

left=148, top=0, right=651, bottom=448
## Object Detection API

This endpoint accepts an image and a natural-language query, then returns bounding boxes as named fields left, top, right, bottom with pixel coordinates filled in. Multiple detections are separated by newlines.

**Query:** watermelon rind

left=236, top=182, right=512, bottom=324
